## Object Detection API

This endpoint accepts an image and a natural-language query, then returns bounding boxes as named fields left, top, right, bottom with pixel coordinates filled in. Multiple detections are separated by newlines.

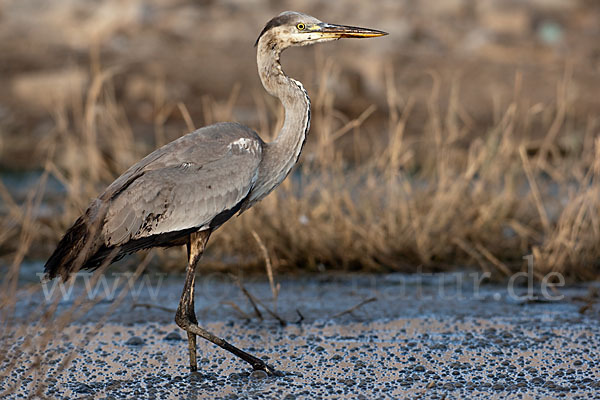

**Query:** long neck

left=250, top=40, right=311, bottom=202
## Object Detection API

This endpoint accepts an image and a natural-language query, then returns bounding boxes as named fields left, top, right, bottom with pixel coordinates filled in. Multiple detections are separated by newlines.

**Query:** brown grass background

left=1, top=0, right=600, bottom=280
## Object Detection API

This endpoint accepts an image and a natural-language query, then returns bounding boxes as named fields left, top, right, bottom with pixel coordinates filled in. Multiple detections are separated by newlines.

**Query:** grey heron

left=44, top=11, right=386, bottom=374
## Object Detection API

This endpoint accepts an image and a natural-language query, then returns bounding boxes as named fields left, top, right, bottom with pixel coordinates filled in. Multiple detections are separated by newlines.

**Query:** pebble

left=125, top=336, right=144, bottom=346
left=164, top=332, right=182, bottom=341
left=250, top=370, right=268, bottom=379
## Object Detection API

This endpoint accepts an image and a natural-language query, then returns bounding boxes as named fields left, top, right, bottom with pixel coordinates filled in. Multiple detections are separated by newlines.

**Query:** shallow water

left=2, top=271, right=599, bottom=398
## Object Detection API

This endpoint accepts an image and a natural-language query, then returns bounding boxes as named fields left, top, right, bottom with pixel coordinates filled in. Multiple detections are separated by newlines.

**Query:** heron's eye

left=296, top=23, right=305, bottom=31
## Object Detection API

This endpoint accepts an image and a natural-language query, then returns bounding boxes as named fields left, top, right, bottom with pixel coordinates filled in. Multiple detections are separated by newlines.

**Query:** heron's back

left=44, top=122, right=264, bottom=280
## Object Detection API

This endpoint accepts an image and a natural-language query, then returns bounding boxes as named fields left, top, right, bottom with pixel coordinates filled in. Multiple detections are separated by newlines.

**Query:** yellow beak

left=314, top=23, right=388, bottom=39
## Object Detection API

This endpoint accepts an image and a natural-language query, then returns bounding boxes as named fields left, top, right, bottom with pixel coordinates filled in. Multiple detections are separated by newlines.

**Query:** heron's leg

left=175, top=230, right=275, bottom=374
left=175, top=231, right=206, bottom=371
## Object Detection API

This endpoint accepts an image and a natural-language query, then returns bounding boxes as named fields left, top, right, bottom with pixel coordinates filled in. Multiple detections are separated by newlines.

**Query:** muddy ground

left=2, top=270, right=599, bottom=399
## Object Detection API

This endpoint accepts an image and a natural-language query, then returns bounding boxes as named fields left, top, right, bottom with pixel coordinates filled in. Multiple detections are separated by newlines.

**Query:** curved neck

left=251, top=39, right=311, bottom=202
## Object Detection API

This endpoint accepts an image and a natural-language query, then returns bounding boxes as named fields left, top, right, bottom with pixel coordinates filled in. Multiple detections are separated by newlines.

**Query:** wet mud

left=2, top=272, right=599, bottom=398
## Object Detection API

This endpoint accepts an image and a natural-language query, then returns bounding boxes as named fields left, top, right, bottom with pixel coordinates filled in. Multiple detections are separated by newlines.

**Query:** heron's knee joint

left=175, top=311, right=190, bottom=329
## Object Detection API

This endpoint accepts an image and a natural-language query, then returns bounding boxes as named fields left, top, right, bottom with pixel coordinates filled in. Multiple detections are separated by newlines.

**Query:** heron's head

left=255, top=11, right=387, bottom=50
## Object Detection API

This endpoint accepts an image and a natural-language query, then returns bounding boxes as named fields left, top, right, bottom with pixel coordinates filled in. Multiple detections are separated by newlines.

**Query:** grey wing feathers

left=101, top=122, right=263, bottom=246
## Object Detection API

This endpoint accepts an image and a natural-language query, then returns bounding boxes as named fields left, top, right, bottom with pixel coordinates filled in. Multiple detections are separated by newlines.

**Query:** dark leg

left=176, top=231, right=202, bottom=371
left=175, top=230, right=275, bottom=374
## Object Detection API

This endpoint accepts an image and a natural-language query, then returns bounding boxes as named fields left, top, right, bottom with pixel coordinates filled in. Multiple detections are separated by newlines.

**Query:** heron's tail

left=44, top=202, right=106, bottom=281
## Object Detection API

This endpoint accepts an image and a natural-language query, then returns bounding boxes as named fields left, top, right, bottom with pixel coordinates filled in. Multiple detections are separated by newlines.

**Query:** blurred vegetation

left=1, top=0, right=600, bottom=280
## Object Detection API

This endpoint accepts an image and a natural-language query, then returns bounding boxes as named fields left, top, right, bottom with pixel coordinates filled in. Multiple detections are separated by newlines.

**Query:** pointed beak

left=314, top=23, right=388, bottom=39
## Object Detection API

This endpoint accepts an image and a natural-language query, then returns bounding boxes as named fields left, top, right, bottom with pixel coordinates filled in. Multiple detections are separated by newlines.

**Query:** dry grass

left=0, top=51, right=597, bottom=282
left=214, top=61, right=599, bottom=281
left=0, top=1, right=598, bottom=282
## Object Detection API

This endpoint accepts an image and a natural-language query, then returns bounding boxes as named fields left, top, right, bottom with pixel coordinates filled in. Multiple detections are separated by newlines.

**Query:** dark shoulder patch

left=254, top=12, right=296, bottom=47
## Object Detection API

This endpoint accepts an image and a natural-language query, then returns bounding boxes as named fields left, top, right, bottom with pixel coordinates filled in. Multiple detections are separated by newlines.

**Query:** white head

left=255, top=11, right=387, bottom=51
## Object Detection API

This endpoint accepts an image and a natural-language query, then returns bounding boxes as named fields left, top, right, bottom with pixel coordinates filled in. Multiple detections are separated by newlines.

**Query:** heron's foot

left=251, top=359, right=278, bottom=376
left=175, top=318, right=279, bottom=375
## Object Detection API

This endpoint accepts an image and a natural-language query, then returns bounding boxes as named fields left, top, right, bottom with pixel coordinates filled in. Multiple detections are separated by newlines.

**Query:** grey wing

left=101, top=123, right=263, bottom=247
